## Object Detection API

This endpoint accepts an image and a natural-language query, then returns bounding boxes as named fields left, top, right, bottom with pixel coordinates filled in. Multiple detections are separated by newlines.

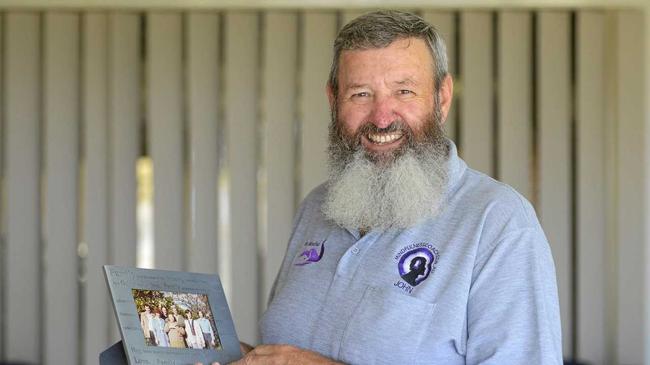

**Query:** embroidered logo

left=393, top=243, right=439, bottom=292
left=294, top=239, right=326, bottom=266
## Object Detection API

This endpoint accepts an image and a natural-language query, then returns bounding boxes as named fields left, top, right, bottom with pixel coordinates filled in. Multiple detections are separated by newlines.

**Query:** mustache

left=358, top=121, right=407, bottom=134
left=342, top=120, right=414, bottom=146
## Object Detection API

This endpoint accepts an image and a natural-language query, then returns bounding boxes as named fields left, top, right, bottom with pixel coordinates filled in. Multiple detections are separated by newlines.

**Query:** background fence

left=0, top=5, right=647, bottom=365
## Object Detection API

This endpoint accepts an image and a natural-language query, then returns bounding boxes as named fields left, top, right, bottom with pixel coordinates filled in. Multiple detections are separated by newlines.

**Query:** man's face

left=323, top=37, right=452, bottom=230
left=329, top=37, right=449, bottom=165
left=145, top=306, right=150, bottom=313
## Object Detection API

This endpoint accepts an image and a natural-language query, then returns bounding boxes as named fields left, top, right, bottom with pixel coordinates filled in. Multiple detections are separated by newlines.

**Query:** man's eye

left=398, top=89, right=413, bottom=95
left=352, top=92, right=370, bottom=98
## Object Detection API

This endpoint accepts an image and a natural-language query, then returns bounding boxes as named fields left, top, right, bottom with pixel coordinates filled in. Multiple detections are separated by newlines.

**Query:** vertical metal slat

left=81, top=11, right=111, bottom=365
left=576, top=11, right=607, bottom=364
left=460, top=12, right=494, bottom=176
left=43, top=12, right=80, bottom=365
left=614, top=10, right=646, bottom=365
left=147, top=12, right=184, bottom=271
left=299, top=12, right=337, bottom=199
left=498, top=11, right=533, bottom=200
left=108, top=12, right=140, bottom=340
left=537, top=11, right=573, bottom=358
left=224, top=11, right=260, bottom=344
left=4, top=12, right=41, bottom=363
left=186, top=12, right=220, bottom=275
left=260, top=11, right=298, bottom=308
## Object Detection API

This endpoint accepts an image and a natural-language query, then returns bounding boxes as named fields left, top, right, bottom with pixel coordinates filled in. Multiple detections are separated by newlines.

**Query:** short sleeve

left=465, top=227, right=563, bottom=364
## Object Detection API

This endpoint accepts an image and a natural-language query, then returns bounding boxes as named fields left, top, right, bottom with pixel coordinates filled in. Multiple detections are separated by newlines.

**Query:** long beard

left=323, top=102, right=450, bottom=231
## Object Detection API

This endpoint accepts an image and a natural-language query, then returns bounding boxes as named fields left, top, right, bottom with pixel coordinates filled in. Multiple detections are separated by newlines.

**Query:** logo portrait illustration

left=394, top=243, right=439, bottom=293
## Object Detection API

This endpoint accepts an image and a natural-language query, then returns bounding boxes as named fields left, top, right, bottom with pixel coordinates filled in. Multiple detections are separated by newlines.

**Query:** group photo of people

left=133, top=289, right=223, bottom=350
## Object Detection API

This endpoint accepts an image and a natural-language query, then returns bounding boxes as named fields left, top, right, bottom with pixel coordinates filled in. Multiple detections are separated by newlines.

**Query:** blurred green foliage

left=132, top=289, right=211, bottom=319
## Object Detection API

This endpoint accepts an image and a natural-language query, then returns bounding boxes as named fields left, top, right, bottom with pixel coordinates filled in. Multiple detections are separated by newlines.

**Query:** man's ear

left=326, top=82, right=335, bottom=111
left=437, top=74, right=454, bottom=125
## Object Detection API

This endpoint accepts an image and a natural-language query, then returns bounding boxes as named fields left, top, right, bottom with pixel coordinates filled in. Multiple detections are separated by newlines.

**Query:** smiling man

left=228, top=10, right=562, bottom=365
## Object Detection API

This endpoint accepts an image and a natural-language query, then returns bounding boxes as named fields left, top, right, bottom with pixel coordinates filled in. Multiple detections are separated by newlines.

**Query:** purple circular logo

left=397, top=247, right=436, bottom=286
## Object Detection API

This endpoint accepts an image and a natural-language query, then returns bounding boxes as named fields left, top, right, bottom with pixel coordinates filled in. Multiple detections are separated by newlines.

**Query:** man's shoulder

left=293, top=182, right=329, bottom=221
left=447, top=167, right=552, bottom=269
left=453, top=167, right=539, bottom=231
left=301, top=182, right=328, bottom=205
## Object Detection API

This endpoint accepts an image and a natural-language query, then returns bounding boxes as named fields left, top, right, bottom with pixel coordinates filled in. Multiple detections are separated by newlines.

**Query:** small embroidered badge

left=394, top=243, right=439, bottom=287
left=294, top=240, right=326, bottom=266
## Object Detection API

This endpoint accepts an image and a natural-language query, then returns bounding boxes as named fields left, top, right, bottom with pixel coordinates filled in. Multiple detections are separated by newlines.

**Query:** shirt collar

left=444, top=138, right=467, bottom=197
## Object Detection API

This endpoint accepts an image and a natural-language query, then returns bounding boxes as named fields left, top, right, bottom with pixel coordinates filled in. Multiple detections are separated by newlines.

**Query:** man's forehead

left=337, top=38, right=434, bottom=80
left=339, top=38, right=433, bottom=67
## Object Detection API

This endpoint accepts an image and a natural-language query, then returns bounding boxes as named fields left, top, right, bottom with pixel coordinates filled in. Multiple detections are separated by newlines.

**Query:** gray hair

left=328, top=10, right=449, bottom=96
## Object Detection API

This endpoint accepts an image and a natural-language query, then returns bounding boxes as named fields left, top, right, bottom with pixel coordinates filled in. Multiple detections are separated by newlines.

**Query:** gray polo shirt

left=260, top=141, right=562, bottom=364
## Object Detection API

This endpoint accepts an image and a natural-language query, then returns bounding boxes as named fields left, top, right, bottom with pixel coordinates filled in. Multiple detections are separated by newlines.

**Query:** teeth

left=368, top=131, right=403, bottom=144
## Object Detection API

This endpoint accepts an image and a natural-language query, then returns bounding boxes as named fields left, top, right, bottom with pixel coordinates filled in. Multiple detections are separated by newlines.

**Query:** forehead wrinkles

left=338, top=39, right=435, bottom=89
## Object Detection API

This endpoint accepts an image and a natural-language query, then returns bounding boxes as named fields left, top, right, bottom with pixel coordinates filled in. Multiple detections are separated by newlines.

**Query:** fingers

left=250, top=344, right=294, bottom=356
left=239, top=341, right=254, bottom=355
left=229, top=344, right=304, bottom=365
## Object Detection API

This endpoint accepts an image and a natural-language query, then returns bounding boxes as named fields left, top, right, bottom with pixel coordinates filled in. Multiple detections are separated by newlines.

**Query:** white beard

left=322, top=145, right=449, bottom=231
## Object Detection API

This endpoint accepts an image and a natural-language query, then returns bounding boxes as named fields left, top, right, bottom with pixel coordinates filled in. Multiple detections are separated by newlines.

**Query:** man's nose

left=368, top=95, right=398, bottom=129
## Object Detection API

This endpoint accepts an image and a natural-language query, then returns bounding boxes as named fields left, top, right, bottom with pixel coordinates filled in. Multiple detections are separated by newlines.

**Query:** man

left=229, top=10, right=562, bottom=365
left=185, top=310, right=206, bottom=349
left=170, top=306, right=187, bottom=347
left=197, top=311, right=216, bottom=349
left=139, top=305, right=155, bottom=346
left=172, top=306, right=185, bottom=328
left=206, top=313, right=222, bottom=349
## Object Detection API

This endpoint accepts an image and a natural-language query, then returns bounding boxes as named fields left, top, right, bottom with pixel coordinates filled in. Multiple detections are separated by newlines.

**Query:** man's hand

left=240, top=341, right=253, bottom=355
left=198, top=344, right=342, bottom=365
left=231, top=345, right=340, bottom=365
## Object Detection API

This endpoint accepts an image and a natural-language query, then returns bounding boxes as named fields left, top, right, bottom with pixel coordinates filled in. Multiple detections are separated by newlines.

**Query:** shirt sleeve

left=465, top=227, right=563, bottom=365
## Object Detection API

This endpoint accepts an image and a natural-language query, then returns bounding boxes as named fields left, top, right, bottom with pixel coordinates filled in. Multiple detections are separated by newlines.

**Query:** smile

left=367, top=131, right=404, bottom=144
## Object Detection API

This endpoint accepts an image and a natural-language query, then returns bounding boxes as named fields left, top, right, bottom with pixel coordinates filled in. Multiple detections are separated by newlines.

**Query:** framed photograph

left=104, top=265, right=242, bottom=365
